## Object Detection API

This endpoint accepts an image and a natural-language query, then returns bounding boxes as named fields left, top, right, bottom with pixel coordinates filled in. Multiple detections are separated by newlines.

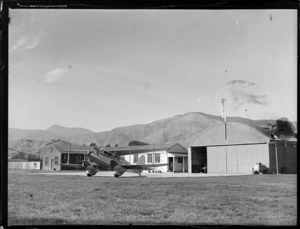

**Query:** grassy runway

left=8, top=170, right=297, bottom=225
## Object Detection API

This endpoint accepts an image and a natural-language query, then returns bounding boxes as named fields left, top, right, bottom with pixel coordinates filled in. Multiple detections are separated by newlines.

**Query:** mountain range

left=9, top=125, right=93, bottom=141
left=8, top=112, right=297, bottom=156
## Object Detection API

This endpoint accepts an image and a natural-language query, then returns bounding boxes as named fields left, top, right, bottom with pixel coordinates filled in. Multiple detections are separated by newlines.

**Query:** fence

left=8, top=161, right=41, bottom=170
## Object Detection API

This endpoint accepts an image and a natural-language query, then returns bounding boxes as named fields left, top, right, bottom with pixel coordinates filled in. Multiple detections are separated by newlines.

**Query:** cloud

left=235, top=19, right=239, bottom=27
left=11, top=36, right=26, bottom=51
left=43, top=68, right=68, bottom=83
left=10, top=12, right=47, bottom=52
left=99, top=66, right=113, bottom=72
left=10, top=32, right=45, bottom=52
left=127, top=56, right=137, bottom=61
left=24, top=32, right=46, bottom=50
left=215, top=80, right=278, bottom=119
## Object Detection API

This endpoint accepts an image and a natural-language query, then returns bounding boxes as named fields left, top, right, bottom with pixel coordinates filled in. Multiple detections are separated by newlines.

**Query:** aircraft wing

left=58, top=163, right=84, bottom=169
left=121, top=164, right=168, bottom=170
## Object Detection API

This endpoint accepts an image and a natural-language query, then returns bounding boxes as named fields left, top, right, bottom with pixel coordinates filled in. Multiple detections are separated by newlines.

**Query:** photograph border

left=1, top=0, right=298, bottom=228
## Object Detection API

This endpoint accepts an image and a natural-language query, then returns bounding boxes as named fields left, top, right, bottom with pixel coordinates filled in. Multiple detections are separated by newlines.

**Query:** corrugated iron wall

left=207, top=146, right=226, bottom=173
left=207, top=144, right=269, bottom=174
left=285, top=143, right=297, bottom=173
left=269, top=142, right=297, bottom=174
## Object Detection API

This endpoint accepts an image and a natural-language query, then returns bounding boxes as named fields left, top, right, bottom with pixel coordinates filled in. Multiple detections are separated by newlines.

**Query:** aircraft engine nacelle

left=113, top=165, right=126, bottom=177
left=86, top=164, right=99, bottom=177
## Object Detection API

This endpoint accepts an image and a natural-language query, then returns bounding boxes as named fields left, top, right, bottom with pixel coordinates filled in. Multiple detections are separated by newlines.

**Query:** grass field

left=8, top=170, right=297, bottom=225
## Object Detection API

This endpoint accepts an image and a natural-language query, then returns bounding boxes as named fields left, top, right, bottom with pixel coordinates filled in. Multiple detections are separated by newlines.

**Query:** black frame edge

left=0, top=1, right=9, bottom=228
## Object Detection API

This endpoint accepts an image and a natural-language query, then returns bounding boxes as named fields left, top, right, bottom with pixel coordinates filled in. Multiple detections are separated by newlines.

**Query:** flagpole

left=221, top=98, right=227, bottom=140
left=221, top=98, right=227, bottom=174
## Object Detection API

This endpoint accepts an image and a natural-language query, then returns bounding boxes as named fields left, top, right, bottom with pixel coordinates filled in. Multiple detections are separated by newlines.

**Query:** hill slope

left=9, top=112, right=291, bottom=154
left=64, top=112, right=275, bottom=147
left=46, top=124, right=94, bottom=137
left=9, top=128, right=63, bottom=142
left=8, top=139, right=49, bottom=157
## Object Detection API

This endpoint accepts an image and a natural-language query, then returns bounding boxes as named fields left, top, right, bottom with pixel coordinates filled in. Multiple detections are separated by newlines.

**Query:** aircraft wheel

left=87, top=174, right=92, bottom=177
left=114, top=174, right=119, bottom=178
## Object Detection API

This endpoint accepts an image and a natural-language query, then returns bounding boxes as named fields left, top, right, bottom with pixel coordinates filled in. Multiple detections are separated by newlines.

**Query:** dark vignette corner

left=0, top=1, right=9, bottom=228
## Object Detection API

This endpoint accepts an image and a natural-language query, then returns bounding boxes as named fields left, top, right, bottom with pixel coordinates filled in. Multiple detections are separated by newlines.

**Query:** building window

left=69, top=154, right=85, bottom=164
left=147, top=154, right=153, bottom=163
left=134, top=154, right=138, bottom=163
left=178, top=157, right=183, bottom=163
left=61, top=154, right=68, bottom=163
left=55, top=157, right=58, bottom=165
left=45, top=157, right=49, bottom=165
left=155, top=153, right=160, bottom=163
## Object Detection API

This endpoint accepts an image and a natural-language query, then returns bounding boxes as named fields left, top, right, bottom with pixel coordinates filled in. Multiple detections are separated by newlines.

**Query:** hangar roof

left=190, top=122, right=297, bottom=147
left=190, top=122, right=272, bottom=147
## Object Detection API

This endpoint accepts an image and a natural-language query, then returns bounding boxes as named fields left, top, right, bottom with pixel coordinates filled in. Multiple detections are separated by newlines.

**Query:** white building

left=8, top=159, right=41, bottom=170
left=41, top=140, right=90, bottom=170
left=108, top=143, right=188, bottom=173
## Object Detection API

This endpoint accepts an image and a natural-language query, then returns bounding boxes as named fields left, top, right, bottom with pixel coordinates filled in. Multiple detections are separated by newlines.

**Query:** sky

left=9, top=9, right=297, bottom=132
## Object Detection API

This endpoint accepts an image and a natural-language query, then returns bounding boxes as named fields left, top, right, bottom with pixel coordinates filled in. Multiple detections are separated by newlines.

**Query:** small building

left=41, top=140, right=90, bottom=170
left=8, top=159, right=41, bottom=170
left=188, top=122, right=297, bottom=174
left=108, top=143, right=188, bottom=173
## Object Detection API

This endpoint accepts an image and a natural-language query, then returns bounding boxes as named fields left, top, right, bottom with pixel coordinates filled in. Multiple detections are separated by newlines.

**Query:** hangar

left=188, top=122, right=297, bottom=174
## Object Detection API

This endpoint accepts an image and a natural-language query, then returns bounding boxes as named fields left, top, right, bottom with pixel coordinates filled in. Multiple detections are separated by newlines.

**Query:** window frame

left=61, top=153, right=68, bottom=163
left=154, top=153, right=160, bottom=163
left=54, top=156, right=59, bottom=165
left=147, top=153, right=153, bottom=163
left=178, top=157, right=183, bottom=163
left=45, top=157, right=49, bottom=165
left=133, top=154, right=138, bottom=163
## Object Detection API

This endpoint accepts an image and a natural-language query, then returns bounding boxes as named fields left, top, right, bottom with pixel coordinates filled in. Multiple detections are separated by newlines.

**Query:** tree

left=11, top=151, right=26, bottom=160
left=105, top=144, right=111, bottom=147
left=128, top=140, right=149, bottom=146
left=27, top=153, right=42, bottom=162
left=90, top=142, right=97, bottom=146
left=115, top=143, right=119, bottom=147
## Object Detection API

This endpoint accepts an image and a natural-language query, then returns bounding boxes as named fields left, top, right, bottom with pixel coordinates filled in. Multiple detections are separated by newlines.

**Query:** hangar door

left=191, top=147, right=207, bottom=173
left=269, top=142, right=297, bottom=174
left=207, top=143, right=269, bottom=174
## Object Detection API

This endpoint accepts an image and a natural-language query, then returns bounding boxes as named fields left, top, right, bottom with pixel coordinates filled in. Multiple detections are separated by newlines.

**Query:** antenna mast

left=221, top=98, right=227, bottom=140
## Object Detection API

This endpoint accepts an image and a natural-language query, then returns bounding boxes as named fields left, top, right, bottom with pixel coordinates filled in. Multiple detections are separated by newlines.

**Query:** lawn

left=8, top=171, right=297, bottom=225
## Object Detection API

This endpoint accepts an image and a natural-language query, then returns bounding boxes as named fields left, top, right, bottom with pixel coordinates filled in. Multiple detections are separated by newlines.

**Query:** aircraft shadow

left=118, top=175, right=147, bottom=178
left=90, top=175, right=147, bottom=179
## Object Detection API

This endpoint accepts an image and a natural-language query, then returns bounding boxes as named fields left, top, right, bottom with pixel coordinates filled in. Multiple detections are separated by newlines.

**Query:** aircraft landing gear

left=139, top=173, right=141, bottom=176
left=87, top=174, right=92, bottom=177
left=114, top=174, right=119, bottom=178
